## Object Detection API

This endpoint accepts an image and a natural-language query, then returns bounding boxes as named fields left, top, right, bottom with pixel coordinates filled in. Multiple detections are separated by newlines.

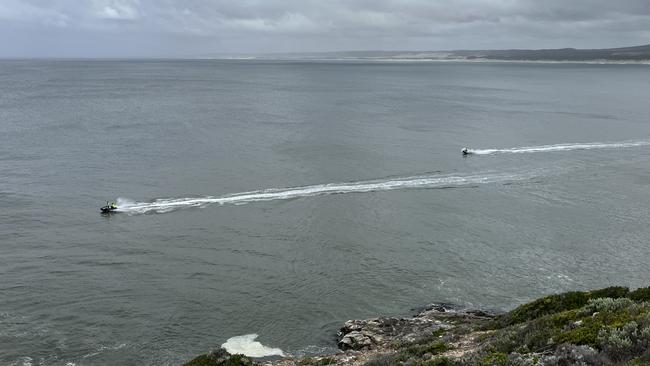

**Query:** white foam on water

left=221, top=334, right=285, bottom=358
left=115, top=170, right=534, bottom=214
left=82, top=343, right=128, bottom=359
left=467, top=140, right=650, bottom=156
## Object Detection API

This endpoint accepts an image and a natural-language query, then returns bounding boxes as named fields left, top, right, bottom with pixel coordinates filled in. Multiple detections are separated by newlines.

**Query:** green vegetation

left=299, top=357, right=337, bottom=366
left=182, top=349, right=253, bottom=366
left=400, top=341, right=451, bottom=358
left=420, top=357, right=460, bottom=366
left=183, top=355, right=214, bottom=366
left=477, top=352, right=508, bottom=366
left=366, top=331, right=454, bottom=366
left=183, top=286, right=650, bottom=366
left=630, top=287, right=650, bottom=302
left=363, top=285, right=650, bottom=366
left=493, top=286, right=630, bottom=327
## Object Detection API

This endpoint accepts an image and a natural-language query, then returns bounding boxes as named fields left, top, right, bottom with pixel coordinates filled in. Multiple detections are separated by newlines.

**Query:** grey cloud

left=1, top=0, right=649, bottom=57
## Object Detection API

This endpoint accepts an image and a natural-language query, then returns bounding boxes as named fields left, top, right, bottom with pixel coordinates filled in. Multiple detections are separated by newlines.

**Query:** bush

left=400, top=341, right=451, bottom=359
left=597, top=321, right=650, bottom=362
left=493, top=287, right=635, bottom=328
left=581, top=298, right=635, bottom=315
left=364, top=354, right=396, bottom=366
left=590, top=287, right=630, bottom=300
left=624, top=359, right=650, bottom=366
left=478, top=352, right=510, bottom=366
left=420, top=357, right=459, bottom=366
left=183, top=351, right=253, bottom=366
left=554, top=323, right=602, bottom=346
left=300, top=357, right=336, bottom=366
left=494, top=292, right=590, bottom=327
left=542, top=344, right=604, bottom=366
left=630, top=287, right=650, bottom=302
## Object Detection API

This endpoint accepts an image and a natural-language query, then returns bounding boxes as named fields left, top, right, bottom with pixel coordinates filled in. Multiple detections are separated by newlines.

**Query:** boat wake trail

left=115, top=171, right=537, bottom=214
left=467, top=140, right=650, bottom=156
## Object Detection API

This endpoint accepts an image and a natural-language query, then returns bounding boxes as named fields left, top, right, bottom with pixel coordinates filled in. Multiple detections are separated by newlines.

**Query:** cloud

left=0, top=0, right=70, bottom=27
left=94, top=0, right=141, bottom=20
left=1, top=0, right=649, bottom=56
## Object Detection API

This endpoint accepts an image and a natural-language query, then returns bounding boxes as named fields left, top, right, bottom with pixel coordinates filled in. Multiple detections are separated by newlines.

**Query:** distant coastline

left=217, top=44, right=650, bottom=63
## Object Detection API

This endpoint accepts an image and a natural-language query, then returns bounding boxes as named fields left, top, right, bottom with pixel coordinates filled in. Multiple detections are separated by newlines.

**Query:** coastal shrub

left=630, top=287, right=650, bottom=302
left=420, top=357, right=459, bottom=366
left=542, top=344, right=604, bottom=366
left=184, top=355, right=214, bottom=366
left=581, top=298, right=635, bottom=316
left=183, top=352, right=253, bottom=366
left=314, top=357, right=336, bottom=365
left=590, top=286, right=630, bottom=300
left=501, top=352, right=538, bottom=366
left=625, top=359, right=650, bottom=366
left=553, top=323, right=602, bottom=346
left=478, top=326, right=525, bottom=354
left=597, top=324, right=635, bottom=361
left=493, top=287, right=633, bottom=328
left=364, top=354, right=395, bottom=366
left=494, top=292, right=589, bottom=327
left=597, top=320, right=650, bottom=362
left=399, top=341, right=451, bottom=359
left=477, top=352, right=510, bottom=366
left=580, top=297, right=636, bottom=316
left=432, top=328, right=448, bottom=338
left=299, top=357, right=336, bottom=366
left=486, top=301, right=635, bottom=354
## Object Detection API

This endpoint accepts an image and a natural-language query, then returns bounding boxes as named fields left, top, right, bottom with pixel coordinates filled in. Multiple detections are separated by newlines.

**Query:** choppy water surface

left=1, top=60, right=650, bottom=365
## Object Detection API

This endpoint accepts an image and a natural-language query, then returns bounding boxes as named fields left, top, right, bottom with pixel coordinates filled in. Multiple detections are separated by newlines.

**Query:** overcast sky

left=1, top=0, right=649, bottom=57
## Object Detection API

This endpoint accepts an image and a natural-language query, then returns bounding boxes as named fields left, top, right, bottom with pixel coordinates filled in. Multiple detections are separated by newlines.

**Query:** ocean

left=1, top=59, right=650, bottom=365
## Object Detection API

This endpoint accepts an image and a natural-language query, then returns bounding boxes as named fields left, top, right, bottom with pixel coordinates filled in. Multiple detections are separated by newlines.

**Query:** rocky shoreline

left=184, top=286, right=650, bottom=366
left=265, top=304, right=495, bottom=366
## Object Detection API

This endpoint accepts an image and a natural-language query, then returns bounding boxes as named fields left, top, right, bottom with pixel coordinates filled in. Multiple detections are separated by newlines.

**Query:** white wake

left=222, top=334, right=285, bottom=357
left=466, top=140, right=650, bottom=155
left=115, top=171, right=534, bottom=214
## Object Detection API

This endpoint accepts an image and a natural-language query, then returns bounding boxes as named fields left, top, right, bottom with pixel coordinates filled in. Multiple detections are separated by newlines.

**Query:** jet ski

left=461, top=147, right=472, bottom=155
left=100, top=202, right=118, bottom=213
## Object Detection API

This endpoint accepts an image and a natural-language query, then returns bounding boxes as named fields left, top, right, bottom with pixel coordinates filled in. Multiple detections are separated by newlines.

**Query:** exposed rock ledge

left=335, top=305, right=492, bottom=352
left=184, top=286, right=650, bottom=366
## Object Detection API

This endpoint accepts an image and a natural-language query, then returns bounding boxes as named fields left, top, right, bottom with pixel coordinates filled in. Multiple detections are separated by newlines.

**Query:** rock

left=465, top=309, right=495, bottom=318
left=428, top=305, right=448, bottom=313
left=338, top=331, right=373, bottom=350
left=337, top=315, right=451, bottom=351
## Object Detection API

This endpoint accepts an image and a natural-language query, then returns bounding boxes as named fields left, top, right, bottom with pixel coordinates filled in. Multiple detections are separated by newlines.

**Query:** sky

left=0, top=0, right=649, bottom=57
